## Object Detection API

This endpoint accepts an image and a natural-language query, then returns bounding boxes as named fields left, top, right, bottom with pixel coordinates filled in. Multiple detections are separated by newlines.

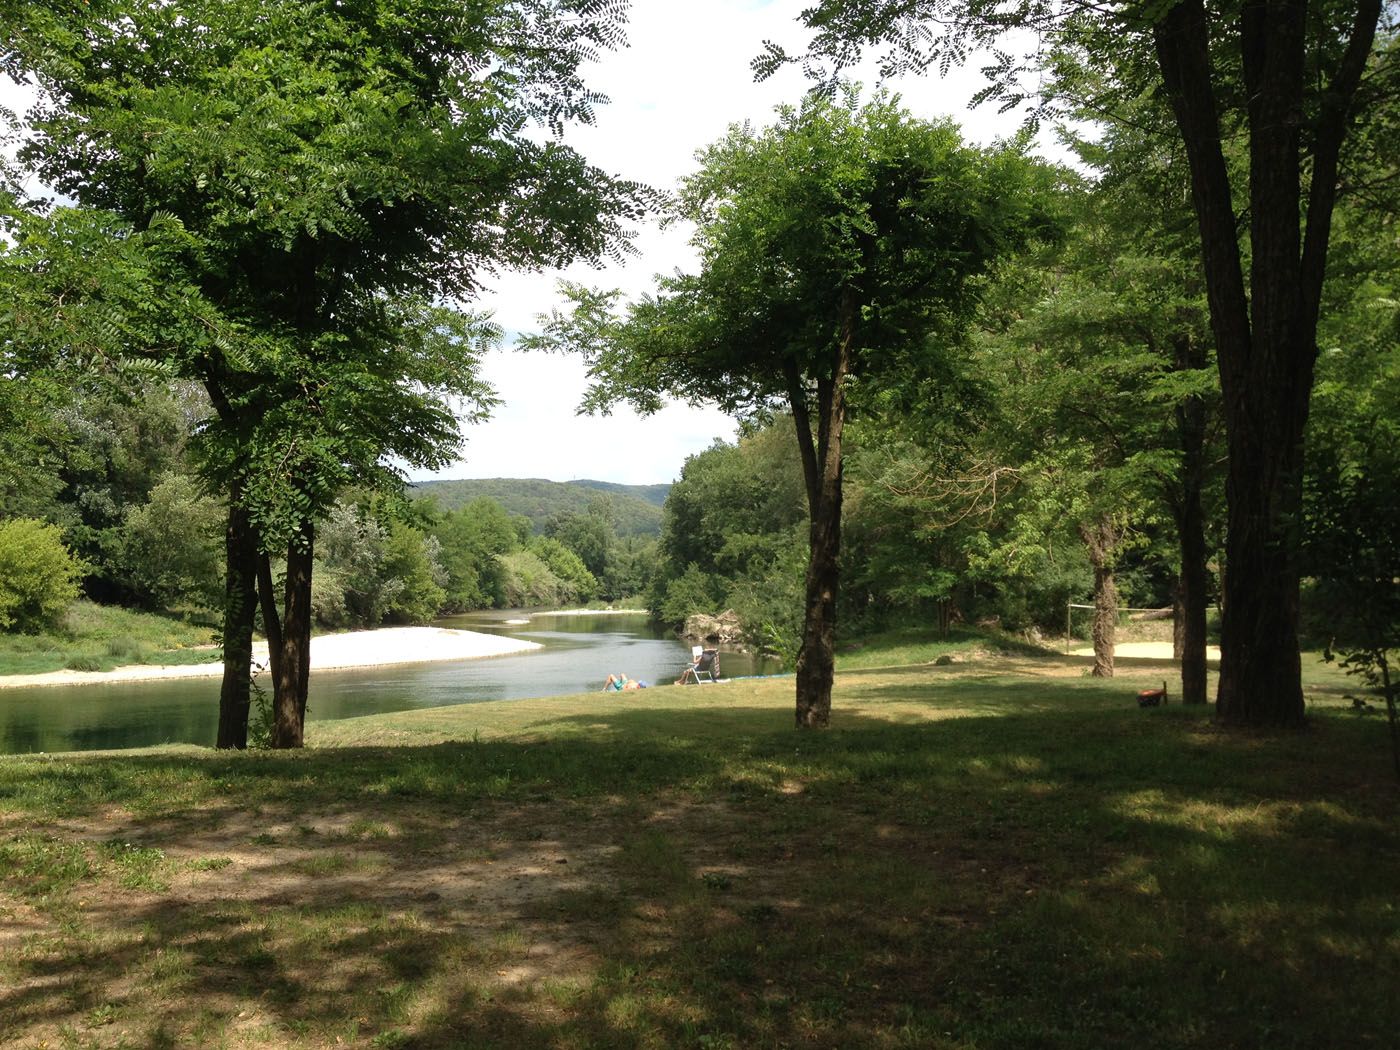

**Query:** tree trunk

left=1380, top=654, right=1399, bottom=783
left=1174, top=335, right=1211, bottom=706
left=1080, top=518, right=1120, bottom=678
left=796, top=458, right=843, bottom=728
left=256, top=552, right=283, bottom=686
left=786, top=293, right=854, bottom=729
left=1152, top=0, right=1379, bottom=727
left=1172, top=582, right=1186, bottom=661
left=216, top=500, right=257, bottom=749
left=271, top=526, right=314, bottom=749
left=1177, top=532, right=1210, bottom=706
left=1214, top=415, right=1308, bottom=725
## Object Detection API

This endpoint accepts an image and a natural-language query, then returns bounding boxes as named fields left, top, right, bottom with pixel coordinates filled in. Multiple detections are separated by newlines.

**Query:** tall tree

left=526, top=91, right=1057, bottom=727
left=757, top=0, right=1392, bottom=726
left=7, top=0, right=646, bottom=747
left=985, top=174, right=1222, bottom=696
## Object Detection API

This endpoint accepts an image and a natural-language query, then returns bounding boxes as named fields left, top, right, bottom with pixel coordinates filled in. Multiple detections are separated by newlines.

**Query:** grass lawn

left=0, top=650, right=1395, bottom=1049
left=0, top=602, right=220, bottom=676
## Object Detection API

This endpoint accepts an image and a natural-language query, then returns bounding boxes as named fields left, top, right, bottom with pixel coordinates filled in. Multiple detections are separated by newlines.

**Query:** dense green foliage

left=412, top=477, right=668, bottom=535
left=756, top=0, right=1394, bottom=728
left=1303, top=204, right=1400, bottom=768
left=109, top=471, right=225, bottom=614
left=648, top=426, right=807, bottom=649
left=528, top=90, right=1061, bottom=725
left=295, top=489, right=652, bottom=625
left=0, top=519, right=85, bottom=633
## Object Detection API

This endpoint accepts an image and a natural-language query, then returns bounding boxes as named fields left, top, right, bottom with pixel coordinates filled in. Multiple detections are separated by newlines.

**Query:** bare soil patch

left=0, top=799, right=628, bottom=1047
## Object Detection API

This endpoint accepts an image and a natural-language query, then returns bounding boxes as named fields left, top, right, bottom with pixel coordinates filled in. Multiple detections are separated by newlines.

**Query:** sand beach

left=0, top=626, right=542, bottom=690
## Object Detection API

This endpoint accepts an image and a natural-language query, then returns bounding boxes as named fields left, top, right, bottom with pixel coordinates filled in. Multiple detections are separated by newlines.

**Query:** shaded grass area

left=1, top=659, right=1397, bottom=1048
left=0, top=601, right=220, bottom=676
left=835, top=625, right=1049, bottom=669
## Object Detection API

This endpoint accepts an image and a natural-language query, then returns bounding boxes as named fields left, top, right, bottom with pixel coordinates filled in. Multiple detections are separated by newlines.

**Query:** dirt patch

left=0, top=799, right=632, bottom=1047
left=1069, top=641, right=1221, bottom=660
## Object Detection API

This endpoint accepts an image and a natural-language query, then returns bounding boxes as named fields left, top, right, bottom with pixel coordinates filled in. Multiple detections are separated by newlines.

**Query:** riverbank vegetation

left=3, top=0, right=1396, bottom=747
left=0, top=601, right=220, bottom=677
left=1, top=649, right=1395, bottom=1048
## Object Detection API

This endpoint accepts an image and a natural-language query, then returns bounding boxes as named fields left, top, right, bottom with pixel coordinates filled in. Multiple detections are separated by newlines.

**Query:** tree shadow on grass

left=2, top=698, right=1398, bottom=1047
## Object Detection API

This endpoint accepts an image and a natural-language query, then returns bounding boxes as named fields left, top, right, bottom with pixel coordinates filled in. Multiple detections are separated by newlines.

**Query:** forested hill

left=411, top=478, right=670, bottom=536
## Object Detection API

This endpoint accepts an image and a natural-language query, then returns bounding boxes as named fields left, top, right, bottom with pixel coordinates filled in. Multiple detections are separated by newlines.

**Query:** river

left=0, top=611, right=781, bottom=756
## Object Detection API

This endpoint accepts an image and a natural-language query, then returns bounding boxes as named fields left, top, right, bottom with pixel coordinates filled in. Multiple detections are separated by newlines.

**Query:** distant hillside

left=411, top=478, right=670, bottom=536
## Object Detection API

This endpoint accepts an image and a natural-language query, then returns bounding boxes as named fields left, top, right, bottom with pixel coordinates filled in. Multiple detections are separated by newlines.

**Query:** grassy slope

left=0, top=648, right=1395, bottom=1049
left=0, top=600, right=220, bottom=676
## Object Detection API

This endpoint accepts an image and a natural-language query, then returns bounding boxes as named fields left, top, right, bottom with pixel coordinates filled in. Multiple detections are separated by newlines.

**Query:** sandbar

left=533, top=608, right=648, bottom=616
left=0, top=626, right=542, bottom=690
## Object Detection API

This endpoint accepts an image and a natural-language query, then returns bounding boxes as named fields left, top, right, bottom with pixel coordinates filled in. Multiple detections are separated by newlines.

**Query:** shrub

left=725, top=541, right=807, bottom=666
left=530, top=536, right=599, bottom=605
left=381, top=523, right=447, bottom=624
left=654, top=563, right=723, bottom=628
left=498, top=550, right=567, bottom=608
left=112, top=473, right=224, bottom=613
left=310, top=565, right=353, bottom=629
left=0, top=518, right=85, bottom=633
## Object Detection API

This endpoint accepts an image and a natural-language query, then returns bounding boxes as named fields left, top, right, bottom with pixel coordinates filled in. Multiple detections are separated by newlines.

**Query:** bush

left=0, top=518, right=85, bottom=633
left=653, top=563, right=724, bottom=628
left=725, top=541, right=807, bottom=666
left=498, top=550, right=567, bottom=608
left=530, top=536, right=599, bottom=605
left=381, top=524, right=447, bottom=624
left=310, top=565, right=353, bottom=630
left=112, top=473, right=224, bottom=613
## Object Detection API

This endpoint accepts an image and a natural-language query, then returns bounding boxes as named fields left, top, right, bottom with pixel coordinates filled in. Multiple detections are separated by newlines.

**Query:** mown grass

left=0, top=600, right=220, bottom=676
left=0, top=652, right=1395, bottom=1049
left=834, top=624, right=1049, bottom=669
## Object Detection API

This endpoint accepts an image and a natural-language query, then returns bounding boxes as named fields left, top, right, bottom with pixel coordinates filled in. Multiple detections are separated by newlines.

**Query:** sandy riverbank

left=0, top=626, right=543, bottom=690
left=531, top=608, right=649, bottom=616
left=1069, top=641, right=1221, bottom=660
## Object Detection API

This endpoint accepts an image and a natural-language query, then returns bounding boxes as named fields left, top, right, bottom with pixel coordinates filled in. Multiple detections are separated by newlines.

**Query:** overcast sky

left=3, top=0, right=1038, bottom=486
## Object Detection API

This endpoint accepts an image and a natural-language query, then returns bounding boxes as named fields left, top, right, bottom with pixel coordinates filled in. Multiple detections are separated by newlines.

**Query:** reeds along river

left=0, top=612, right=782, bottom=755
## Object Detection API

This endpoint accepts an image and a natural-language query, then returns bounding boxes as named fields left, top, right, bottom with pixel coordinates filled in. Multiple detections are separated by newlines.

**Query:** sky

left=2, top=0, right=1039, bottom=486
left=461, top=0, right=1038, bottom=486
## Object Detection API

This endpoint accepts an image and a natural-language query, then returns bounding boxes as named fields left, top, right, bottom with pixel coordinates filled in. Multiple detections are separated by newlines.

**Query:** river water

left=0, top=611, right=781, bottom=756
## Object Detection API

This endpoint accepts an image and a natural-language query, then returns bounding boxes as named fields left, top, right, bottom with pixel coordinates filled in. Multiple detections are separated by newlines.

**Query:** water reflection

left=0, top=612, right=781, bottom=755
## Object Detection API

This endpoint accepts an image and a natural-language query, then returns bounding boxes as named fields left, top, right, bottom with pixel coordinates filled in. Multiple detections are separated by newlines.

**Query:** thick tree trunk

left=1215, top=415, right=1308, bottom=724
left=1080, top=518, right=1119, bottom=678
left=271, top=527, right=314, bottom=749
left=1174, top=336, right=1211, bottom=706
left=1152, top=0, right=1378, bottom=727
left=216, top=501, right=257, bottom=749
left=1177, top=542, right=1210, bottom=706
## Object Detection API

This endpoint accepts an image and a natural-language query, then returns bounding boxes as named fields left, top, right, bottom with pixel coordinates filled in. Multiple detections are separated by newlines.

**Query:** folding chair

left=678, top=645, right=719, bottom=685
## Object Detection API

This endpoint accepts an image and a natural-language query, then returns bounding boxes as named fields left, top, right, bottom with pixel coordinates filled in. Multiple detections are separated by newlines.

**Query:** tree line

left=0, top=379, right=656, bottom=630
left=3, top=0, right=1396, bottom=744
left=536, top=1, right=1398, bottom=730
